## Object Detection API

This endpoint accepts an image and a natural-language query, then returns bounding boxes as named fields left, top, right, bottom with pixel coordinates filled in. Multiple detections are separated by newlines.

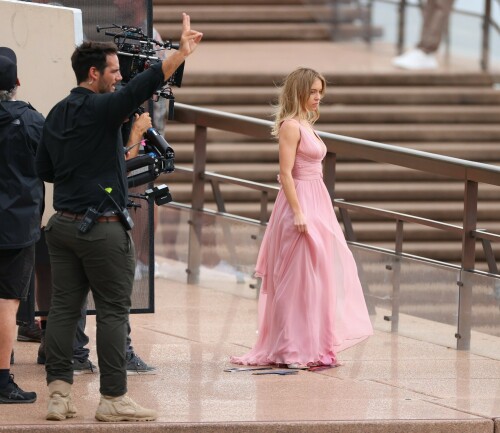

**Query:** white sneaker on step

left=392, top=49, right=438, bottom=70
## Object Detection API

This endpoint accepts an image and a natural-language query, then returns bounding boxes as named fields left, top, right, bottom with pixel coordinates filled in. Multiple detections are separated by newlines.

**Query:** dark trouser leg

left=69, top=296, right=131, bottom=361
left=126, top=321, right=133, bottom=356
left=45, top=216, right=134, bottom=396
left=73, top=305, right=90, bottom=361
left=45, top=216, right=89, bottom=386
left=80, top=222, right=134, bottom=397
left=73, top=299, right=126, bottom=361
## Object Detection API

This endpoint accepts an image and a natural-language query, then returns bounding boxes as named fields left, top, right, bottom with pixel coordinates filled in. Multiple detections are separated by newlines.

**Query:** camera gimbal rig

left=97, top=24, right=183, bottom=203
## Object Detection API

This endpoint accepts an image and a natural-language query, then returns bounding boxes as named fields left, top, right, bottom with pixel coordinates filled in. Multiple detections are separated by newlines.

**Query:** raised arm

left=104, top=14, right=203, bottom=127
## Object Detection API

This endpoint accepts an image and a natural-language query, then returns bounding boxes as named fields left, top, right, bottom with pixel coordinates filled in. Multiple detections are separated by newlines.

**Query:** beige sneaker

left=46, top=380, right=77, bottom=421
left=95, top=394, right=157, bottom=422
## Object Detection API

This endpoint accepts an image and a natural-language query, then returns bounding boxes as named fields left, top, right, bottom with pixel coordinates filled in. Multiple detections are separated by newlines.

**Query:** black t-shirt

left=0, top=101, right=44, bottom=248
left=36, top=62, right=164, bottom=214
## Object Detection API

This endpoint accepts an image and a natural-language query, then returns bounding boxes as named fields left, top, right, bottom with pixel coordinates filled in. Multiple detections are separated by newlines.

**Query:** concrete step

left=154, top=205, right=500, bottom=265
left=180, top=72, right=496, bottom=87
left=153, top=60, right=500, bottom=269
left=166, top=122, right=500, bottom=143
left=154, top=213, right=500, bottom=243
left=155, top=0, right=354, bottom=5
left=172, top=141, right=500, bottom=163
left=154, top=5, right=368, bottom=23
left=320, top=123, right=500, bottom=142
left=173, top=142, right=279, bottom=163
left=165, top=180, right=500, bottom=203
left=174, top=85, right=500, bottom=106
left=355, top=240, right=490, bottom=262
left=166, top=161, right=500, bottom=183
left=351, top=220, right=500, bottom=241
left=330, top=86, right=500, bottom=105
left=156, top=22, right=382, bottom=41
left=174, top=200, right=500, bottom=222
left=164, top=161, right=454, bottom=183
left=386, top=142, right=500, bottom=161
left=204, top=104, right=500, bottom=124
left=340, top=201, right=500, bottom=221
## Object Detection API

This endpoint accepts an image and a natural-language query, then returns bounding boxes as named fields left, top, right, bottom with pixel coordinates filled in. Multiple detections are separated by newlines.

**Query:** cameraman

left=36, top=13, right=202, bottom=422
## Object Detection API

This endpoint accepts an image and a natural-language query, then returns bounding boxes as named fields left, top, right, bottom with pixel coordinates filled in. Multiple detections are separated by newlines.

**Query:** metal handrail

left=173, top=102, right=500, bottom=350
left=174, top=102, right=500, bottom=185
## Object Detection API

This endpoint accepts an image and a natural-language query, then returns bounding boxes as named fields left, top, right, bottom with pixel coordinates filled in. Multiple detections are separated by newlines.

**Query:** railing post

left=397, top=0, right=407, bottom=55
left=324, top=151, right=337, bottom=201
left=210, top=179, right=242, bottom=277
left=481, top=0, right=492, bottom=71
left=260, top=191, right=269, bottom=224
left=330, top=0, right=340, bottom=40
left=339, top=207, right=356, bottom=242
left=363, top=0, right=374, bottom=44
left=187, top=125, right=207, bottom=284
left=457, top=180, right=478, bottom=350
left=479, top=236, right=499, bottom=274
left=391, top=219, right=404, bottom=333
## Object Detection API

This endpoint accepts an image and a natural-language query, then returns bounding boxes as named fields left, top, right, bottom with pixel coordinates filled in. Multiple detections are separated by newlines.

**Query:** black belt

left=56, top=211, right=120, bottom=223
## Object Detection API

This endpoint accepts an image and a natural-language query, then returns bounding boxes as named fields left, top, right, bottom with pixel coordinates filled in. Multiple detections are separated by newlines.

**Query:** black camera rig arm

left=98, top=23, right=179, bottom=200
left=125, top=127, right=175, bottom=189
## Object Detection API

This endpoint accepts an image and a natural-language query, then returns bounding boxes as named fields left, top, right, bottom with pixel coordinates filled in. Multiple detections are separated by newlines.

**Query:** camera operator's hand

left=125, top=112, right=152, bottom=160
left=161, top=13, right=203, bottom=82
left=179, top=13, right=203, bottom=58
left=132, top=112, right=152, bottom=137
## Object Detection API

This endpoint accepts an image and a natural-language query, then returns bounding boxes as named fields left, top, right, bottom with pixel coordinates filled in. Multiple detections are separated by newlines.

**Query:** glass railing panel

left=156, top=204, right=264, bottom=299
left=155, top=207, right=500, bottom=355
left=154, top=202, right=191, bottom=281
left=350, top=245, right=461, bottom=348
left=346, top=245, right=396, bottom=333
left=460, top=270, right=500, bottom=359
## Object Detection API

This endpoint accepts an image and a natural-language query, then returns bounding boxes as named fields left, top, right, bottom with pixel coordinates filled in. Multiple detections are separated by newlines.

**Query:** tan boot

left=46, top=380, right=77, bottom=421
left=95, top=394, right=157, bottom=422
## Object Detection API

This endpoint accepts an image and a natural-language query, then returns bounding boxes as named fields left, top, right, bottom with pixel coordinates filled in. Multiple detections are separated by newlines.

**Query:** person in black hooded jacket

left=0, top=46, right=44, bottom=404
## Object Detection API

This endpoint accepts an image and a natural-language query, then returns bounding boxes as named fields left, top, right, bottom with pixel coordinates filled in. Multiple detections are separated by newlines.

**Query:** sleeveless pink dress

left=231, top=119, right=373, bottom=366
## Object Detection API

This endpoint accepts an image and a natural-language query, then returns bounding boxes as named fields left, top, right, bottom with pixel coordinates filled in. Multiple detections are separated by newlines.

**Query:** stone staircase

left=151, top=0, right=500, bottom=268
left=153, top=0, right=382, bottom=41
left=160, top=71, right=500, bottom=268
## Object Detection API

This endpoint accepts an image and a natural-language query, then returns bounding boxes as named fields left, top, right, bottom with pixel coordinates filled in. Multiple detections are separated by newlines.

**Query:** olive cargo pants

left=44, top=213, right=135, bottom=396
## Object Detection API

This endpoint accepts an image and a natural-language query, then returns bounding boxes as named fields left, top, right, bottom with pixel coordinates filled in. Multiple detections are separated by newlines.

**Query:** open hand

left=179, top=13, right=203, bottom=58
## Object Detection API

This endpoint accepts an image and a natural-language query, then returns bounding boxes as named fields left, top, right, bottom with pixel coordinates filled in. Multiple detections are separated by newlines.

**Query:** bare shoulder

left=279, top=119, right=301, bottom=151
left=279, top=118, right=300, bottom=137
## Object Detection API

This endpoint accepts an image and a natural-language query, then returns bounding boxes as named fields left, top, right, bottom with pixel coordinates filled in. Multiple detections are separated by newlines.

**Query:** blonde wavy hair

left=271, top=67, right=326, bottom=137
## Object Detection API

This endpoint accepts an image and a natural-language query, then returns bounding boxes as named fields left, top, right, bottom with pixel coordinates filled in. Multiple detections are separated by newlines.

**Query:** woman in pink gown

left=231, top=68, right=373, bottom=368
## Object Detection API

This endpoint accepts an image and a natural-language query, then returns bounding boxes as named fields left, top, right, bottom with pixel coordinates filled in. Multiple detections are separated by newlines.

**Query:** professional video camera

left=97, top=24, right=182, bottom=201
left=96, top=23, right=184, bottom=109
